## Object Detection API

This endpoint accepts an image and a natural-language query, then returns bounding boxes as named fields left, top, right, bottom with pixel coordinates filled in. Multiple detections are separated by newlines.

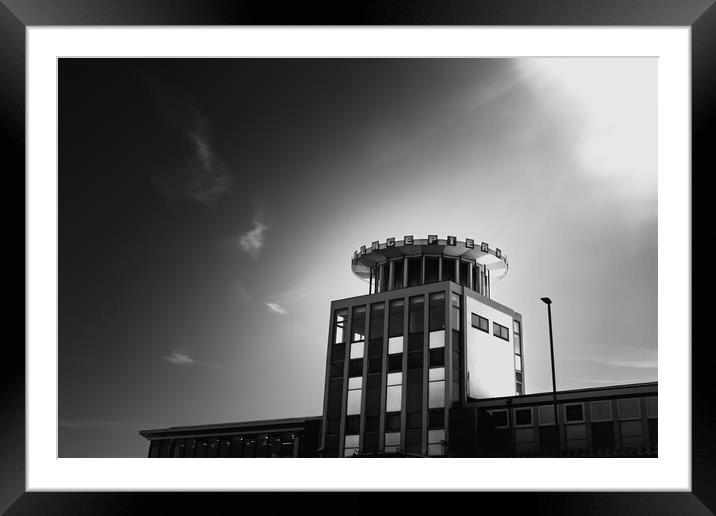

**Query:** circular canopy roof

left=351, top=236, right=509, bottom=283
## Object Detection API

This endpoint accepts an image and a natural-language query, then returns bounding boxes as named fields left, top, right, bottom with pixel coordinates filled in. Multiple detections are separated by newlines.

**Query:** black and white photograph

left=58, top=56, right=659, bottom=460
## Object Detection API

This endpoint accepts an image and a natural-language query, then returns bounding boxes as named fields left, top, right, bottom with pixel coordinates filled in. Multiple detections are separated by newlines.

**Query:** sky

left=58, top=58, right=657, bottom=457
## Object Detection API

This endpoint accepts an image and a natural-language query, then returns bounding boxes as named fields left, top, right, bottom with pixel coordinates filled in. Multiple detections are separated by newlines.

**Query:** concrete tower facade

left=320, top=235, right=523, bottom=457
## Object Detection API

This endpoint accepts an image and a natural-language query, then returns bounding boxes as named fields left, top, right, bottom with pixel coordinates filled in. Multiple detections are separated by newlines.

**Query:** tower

left=320, top=235, right=524, bottom=457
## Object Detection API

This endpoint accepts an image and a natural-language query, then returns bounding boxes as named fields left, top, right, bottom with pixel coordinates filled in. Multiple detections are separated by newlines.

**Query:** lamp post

left=541, top=297, right=561, bottom=455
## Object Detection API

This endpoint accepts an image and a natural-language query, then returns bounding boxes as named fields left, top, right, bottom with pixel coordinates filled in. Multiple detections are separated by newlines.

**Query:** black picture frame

left=4, top=1, right=712, bottom=514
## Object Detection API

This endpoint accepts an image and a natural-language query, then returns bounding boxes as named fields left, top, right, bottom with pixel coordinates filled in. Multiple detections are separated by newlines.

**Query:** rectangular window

left=386, top=372, right=403, bottom=412
left=617, top=398, right=641, bottom=420
left=424, top=256, right=439, bottom=284
left=590, top=400, right=613, bottom=422
left=427, top=429, right=445, bottom=456
left=407, top=257, right=422, bottom=287
left=387, top=352, right=402, bottom=373
left=344, top=434, right=359, bottom=457
left=429, top=329, right=445, bottom=349
left=428, top=292, right=445, bottom=331
left=493, top=322, right=509, bottom=341
left=333, top=308, right=348, bottom=344
left=388, top=299, right=404, bottom=337
left=388, top=336, right=403, bottom=354
left=488, top=409, right=509, bottom=428
left=350, top=341, right=364, bottom=359
left=385, top=412, right=401, bottom=432
left=369, top=302, right=385, bottom=339
left=513, top=334, right=522, bottom=355
left=385, top=432, right=401, bottom=452
left=442, top=258, right=456, bottom=282
left=393, top=259, right=404, bottom=290
left=514, top=407, right=533, bottom=427
left=428, top=367, right=445, bottom=408
left=429, top=347, right=445, bottom=367
left=515, top=354, right=522, bottom=372
left=428, top=408, right=444, bottom=429
left=345, top=415, right=360, bottom=434
left=348, top=358, right=363, bottom=377
left=351, top=306, right=366, bottom=343
left=460, top=260, right=473, bottom=288
left=408, top=296, right=424, bottom=334
left=564, top=403, right=585, bottom=423
left=471, top=313, right=489, bottom=333
left=538, top=405, right=556, bottom=426
left=513, top=320, right=521, bottom=334
left=646, top=396, right=657, bottom=418
left=346, top=389, right=362, bottom=415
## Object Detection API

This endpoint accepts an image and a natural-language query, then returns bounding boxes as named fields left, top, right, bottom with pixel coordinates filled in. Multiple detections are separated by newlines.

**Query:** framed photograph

left=7, top=0, right=711, bottom=513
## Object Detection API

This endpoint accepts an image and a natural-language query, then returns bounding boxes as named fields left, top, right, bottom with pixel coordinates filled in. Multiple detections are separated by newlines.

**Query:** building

left=140, top=235, right=657, bottom=458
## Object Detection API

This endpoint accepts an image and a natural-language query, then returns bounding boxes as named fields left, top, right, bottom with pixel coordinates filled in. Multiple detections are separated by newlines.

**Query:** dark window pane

left=408, top=296, right=424, bottom=334
left=379, top=264, right=389, bottom=293
left=366, top=386, right=380, bottom=415
left=388, top=353, right=402, bottom=372
left=331, top=343, right=345, bottom=362
left=368, top=356, right=382, bottom=373
left=324, top=435, right=339, bottom=458
left=329, top=378, right=342, bottom=392
left=490, top=410, right=508, bottom=427
left=388, top=299, right=404, bottom=337
left=408, top=351, right=423, bottom=369
left=407, top=332, right=423, bottom=352
left=648, top=419, right=658, bottom=451
left=326, top=419, right=340, bottom=434
left=369, top=303, right=385, bottom=339
left=406, top=430, right=422, bottom=453
left=345, top=415, right=361, bottom=434
left=407, top=257, right=422, bottom=287
left=460, top=261, right=472, bottom=287
left=364, top=432, right=379, bottom=453
left=430, top=348, right=445, bottom=367
left=425, top=256, right=439, bottom=284
left=368, top=338, right=383, bottom=357
left=539, top=427, right=559, bottom=455
left=349, top=358, right=363, bottom=377
left=429, top=292, right=446, bottom=331
left=429, top=409, right=444, bottom=429
left=386, top=412, right=401, bottom=432
left=515, top=408, right=532, bottom=426
left=591, top=421, right=615, bottom=452
left=565, top=404, right=584, bottom=422
left=442, top=258, right=456, bottom=282
left=327, top=391, right=342, bottom=418
left=393, top=260, right=404, bottom=290
left=407, top=412, right=422, bottom=430
left=365, top=416, right=380, bottom=432
left=406, top=380, right=422, bottom=412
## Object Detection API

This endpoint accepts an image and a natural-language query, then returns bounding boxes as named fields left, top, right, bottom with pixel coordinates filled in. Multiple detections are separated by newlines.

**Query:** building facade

left=140, top=235, right=657, bottom=458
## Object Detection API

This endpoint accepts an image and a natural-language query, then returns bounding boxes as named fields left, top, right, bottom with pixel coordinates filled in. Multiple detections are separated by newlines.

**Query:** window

left=345, top=415, right=360, bottom=434
left=590, top=400, right=613, bottom=422
left=429, top=329, right=445, bottom=349
left=564, top=403, right=584, bottom=423
left=344, top=434, right=359, bottom=457
left=350, top=341, right=364, bottom=359
left=351, top=306, right=366, bottom=343
left=392, top=258, right=404, bottom=290
left=538, top=405, right=556, bottom=426
left=493, top=322, right=509, bottom=341
left=408, top=296, right=424, bottom=334
left=514, top=407, right=533, bottom=427
left=442, top=258, right=456, bottom=282
left=386, top=372, right=402, bottom=412
left=428, top=367, right=445, bottom=408
left=617, top=398, right=641, bottom=420
left=385, top=432, right=401, bottom=452
left=348, top=358, right=363, bottom=377
left=646, top=396, right=657, bottom=418
left=471, top=313, right=489, bottom=333
left=450, top=292, right=461, bottom=329
left=333, top=308, right=348, bottom=344
left=385, top=412, right=401, bottom=432
left=424, top=256, right=439, bottom=284
left=346, top=374, right=362, bottom=415
left=407, top=257, right=422, bottom=287
left=388, top=336, right=403, bottom=354
left=428, top=292, right=445, bottom=331
left=429, top=347, right=445, bottom=367
left=427, top=429, right=445, bottom=456
left=388, top=299, right=404, bottom=337
left=488, top=409, right=509, bottom=428
left=515, top=354, right=522, bottom=372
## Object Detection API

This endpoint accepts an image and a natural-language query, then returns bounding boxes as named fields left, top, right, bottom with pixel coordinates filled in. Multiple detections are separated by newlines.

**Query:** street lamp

left=541, top=297, right=561, bottom=455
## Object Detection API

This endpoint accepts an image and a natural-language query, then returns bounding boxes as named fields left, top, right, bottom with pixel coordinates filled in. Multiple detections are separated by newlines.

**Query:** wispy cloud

left=237, top=217, right=269, bottom=259
left=265, top=302, right=287, bottom=315
left=164, top=350, right=222, bottom=369
left=149, top=83, right=233, bottom=206
left=532, top=348, right=657, bottom=370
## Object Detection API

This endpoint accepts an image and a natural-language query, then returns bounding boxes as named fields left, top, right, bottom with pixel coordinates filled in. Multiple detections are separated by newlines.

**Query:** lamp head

left=540, top=297, right=552, bottom=305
